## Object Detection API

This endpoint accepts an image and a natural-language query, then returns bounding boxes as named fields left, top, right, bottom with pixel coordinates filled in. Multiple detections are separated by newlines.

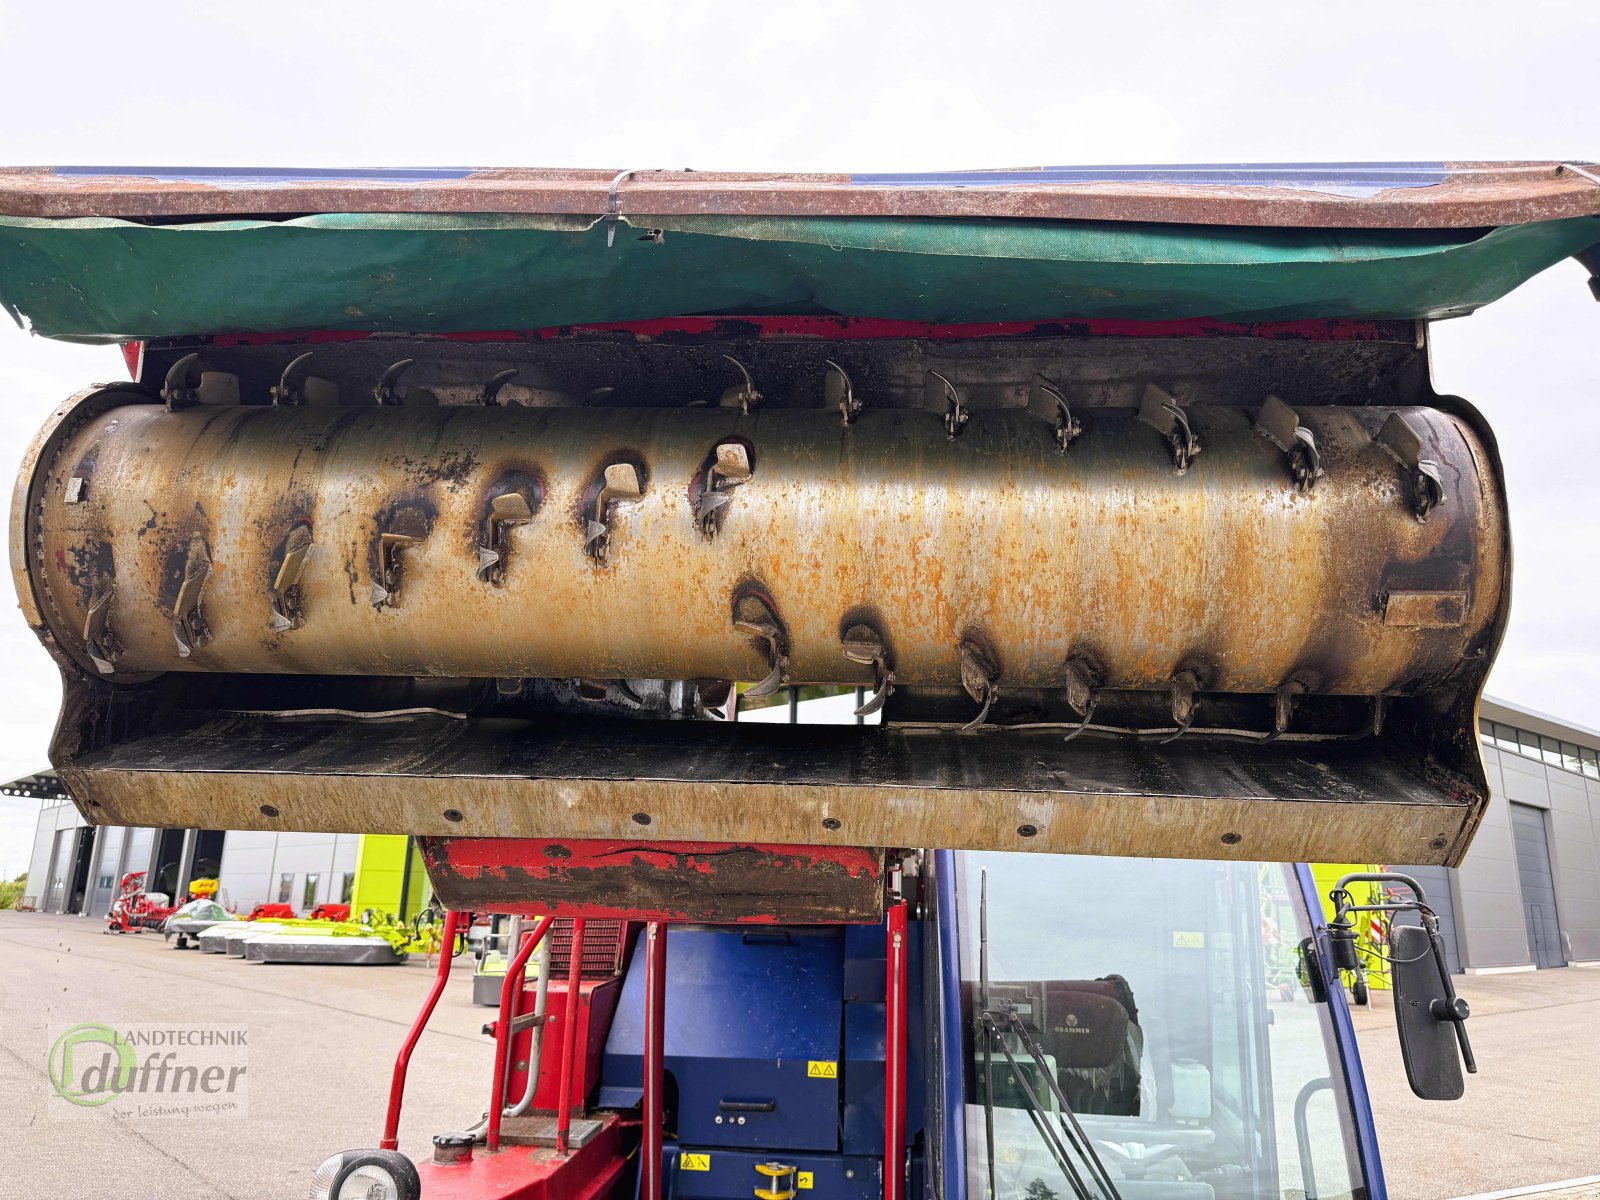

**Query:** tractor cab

left=955, top=853, right=1372, bottom=1200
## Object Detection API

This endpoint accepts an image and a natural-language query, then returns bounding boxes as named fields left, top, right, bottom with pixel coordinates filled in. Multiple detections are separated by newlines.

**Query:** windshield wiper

left=978, top=1008, right=1124, bottom=1200
left=977, top=871, right=1124, bottom=1200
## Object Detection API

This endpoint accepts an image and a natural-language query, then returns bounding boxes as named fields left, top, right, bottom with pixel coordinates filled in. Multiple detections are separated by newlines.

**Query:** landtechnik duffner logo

left=47, top=1023, right=249, bottom=1119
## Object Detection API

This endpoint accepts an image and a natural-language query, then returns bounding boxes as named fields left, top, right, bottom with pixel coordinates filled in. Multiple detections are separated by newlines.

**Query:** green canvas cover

left=1, top=210, right=1596, bottom=342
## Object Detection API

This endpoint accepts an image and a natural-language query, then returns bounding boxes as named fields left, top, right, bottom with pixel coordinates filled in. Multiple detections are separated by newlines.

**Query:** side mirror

left=1330, top=872, right=1476, bottom=1101
left=1391, top=923, right=1471, bottom=1100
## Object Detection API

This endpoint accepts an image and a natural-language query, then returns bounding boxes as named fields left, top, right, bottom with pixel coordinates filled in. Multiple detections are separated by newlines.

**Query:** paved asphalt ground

left=1349, top=968, right=1600, bottom=1200
left=4, top=910, right=1600, bottom=1199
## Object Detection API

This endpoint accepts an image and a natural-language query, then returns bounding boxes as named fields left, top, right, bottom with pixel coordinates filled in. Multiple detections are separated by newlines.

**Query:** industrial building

left=15, top=693, right=1600, bottom=976
left=15, top=774, right=420, bottom=919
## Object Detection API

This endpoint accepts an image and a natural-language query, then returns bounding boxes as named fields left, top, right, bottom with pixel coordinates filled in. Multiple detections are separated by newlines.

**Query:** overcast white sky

left=0, top=0, right=1596, bottom=878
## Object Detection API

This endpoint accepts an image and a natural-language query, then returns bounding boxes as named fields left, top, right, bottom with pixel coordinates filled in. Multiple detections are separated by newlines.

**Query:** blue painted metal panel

left=933, top=851, right=967, bottom=1200
left=1296, top=863, right=1387, bottom=1199
left=841, top=922, right=926, bottom=1157
left=600, top=927, right=845, bottom=1152
left=668, top=1148, right=880, bottom=1200
left=850, top=163, right=1449, bottom=195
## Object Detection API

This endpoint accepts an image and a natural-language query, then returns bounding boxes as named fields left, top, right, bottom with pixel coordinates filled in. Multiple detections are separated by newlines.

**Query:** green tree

left=1024, top=1180, right=1059, bottom=1200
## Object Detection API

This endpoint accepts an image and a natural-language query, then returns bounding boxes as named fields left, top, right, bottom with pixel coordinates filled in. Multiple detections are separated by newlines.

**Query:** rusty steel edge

left=417, top=838, right=888, bottom=924
left=0, top=161, right=1597, bottom=228
left=60, top=763, right=1477, bottom=868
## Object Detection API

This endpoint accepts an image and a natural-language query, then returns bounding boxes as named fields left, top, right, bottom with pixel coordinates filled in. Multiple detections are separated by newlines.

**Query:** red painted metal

left=487, top=916, right=557, bottom=1152
left=885, top=902, right=908, bottom=1200
left=382, top=908, right=465, bottom=1151
left=194, top=313, right=1407, bottom=349
left=417, top=1111, right=627, bottom=1200
left=120, top=340, right=142, bottom=379
left=519, top=979, right=623, bottom=1113
left=641, top=923, right=668, bottom=1200
left=555, top=919, right=588, bottom=1155
left=421, top=838, right=885, bottom=925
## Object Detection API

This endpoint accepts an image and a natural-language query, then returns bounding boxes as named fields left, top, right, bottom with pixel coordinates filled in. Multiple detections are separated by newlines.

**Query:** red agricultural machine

left=104, top=870, right=175, bottom=934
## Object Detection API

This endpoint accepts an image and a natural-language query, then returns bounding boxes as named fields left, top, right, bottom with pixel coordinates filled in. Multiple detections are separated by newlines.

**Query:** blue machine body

left=599, top=919, right=926, bottom=1200
left=596, top=859, right=1386, bottom=1200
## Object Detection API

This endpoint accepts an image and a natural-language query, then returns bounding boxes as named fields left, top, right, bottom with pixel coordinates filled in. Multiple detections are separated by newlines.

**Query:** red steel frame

left=383, top=908, right=467, bottom=1151
left=885, top=902, right=909, bottom=1200
left=555, top=919, right=589, bottom=1155
left=486, top=916, right=557, bottom=1152
left=641, top=923, right=668, bottom=1200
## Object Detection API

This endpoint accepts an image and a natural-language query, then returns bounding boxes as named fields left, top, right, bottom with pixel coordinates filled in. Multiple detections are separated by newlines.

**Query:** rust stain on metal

left=19, top=399, right=1504, bottom=693
left=0, top=163, right=1596, bottom=229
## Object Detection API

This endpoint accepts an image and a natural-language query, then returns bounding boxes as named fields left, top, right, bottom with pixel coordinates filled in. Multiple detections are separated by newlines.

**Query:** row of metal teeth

left=82, top=542, right=1365, bottom=741
left=160, top=347, right=1446, bottom=503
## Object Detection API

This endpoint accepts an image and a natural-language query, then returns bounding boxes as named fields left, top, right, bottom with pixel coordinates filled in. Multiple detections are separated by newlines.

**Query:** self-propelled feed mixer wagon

left=3, top=162, right=1598, bottom=1200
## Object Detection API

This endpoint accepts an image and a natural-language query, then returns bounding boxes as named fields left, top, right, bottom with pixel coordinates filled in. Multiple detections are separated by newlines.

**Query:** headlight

left=310, top=1149, right=421, bottom=1200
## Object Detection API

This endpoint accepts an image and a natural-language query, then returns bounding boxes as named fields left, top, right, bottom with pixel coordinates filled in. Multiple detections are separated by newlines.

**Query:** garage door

left=1510, top=802, right=1566, bottom=969
left=1391, top=863, right=1463, bottom=975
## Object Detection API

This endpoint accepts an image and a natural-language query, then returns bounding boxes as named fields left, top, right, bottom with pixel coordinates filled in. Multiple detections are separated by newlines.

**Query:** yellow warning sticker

left=798, top=1172, right=814, bottom=1189
left=680, top=1153, right=712, bottom=1172
left=1172, top=932, right=1205, bottom=949
left=807, top=1060, right=838, bottom=1078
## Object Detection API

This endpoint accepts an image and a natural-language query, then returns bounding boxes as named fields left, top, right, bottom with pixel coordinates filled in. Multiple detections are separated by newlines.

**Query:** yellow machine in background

left=1312, top=863, right=1393, bottom=996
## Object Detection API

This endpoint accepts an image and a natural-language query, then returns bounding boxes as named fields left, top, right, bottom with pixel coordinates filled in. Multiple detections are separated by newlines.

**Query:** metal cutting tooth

left=693, top=441, right=752, bottom=538
left=171, top=537, right=213, bottom=657
left=924, top=370, right=968, bottom=438
left=719, top=356, right=761, bottom=414
left=83, top=584, right=118, bottom=675
left=695, top=679, right=733, bottom=720
left=269, top=524, right=313, bottom=632
left=1027, top=375, right=1082, bottom=453
left=1162, top=668, right=1202, bottom=743
left=826, top=360, right=863, bottom=426
left=957, top=633, right=1000, bottom=730
left=1376, top=412, right=1446, bottom=520
left=1139, top=383, right=1201, bottom=473
left=476, top=491, right=535, bottom=583
left=1060, top=654, right=1102, bottom=741
left=841, top=623, right=893, bottom=716
left=585, top=462, right=644, bottom=564
left=734, top=593, right=789, bottom=698
left=1255, top=394, right=1323, bottom=493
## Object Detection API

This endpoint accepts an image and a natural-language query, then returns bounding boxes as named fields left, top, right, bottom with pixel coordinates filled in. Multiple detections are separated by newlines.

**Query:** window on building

left=1538, top=735, right=1562, bottom=768
left=340, top=872, right=355, bottom=904
left=304, top=873, right=320, bottom=910
left=98, top=875, right=113, bottom=890
left=278, top=873, right=294, bottom=904
left=1583, top=747, right=1600, bottom=781
left=1560, top=742, right=1584, bottom=775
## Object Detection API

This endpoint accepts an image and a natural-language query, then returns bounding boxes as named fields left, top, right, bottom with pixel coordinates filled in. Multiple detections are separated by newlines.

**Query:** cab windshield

left=957, top=854, right=1366, bottom=1200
